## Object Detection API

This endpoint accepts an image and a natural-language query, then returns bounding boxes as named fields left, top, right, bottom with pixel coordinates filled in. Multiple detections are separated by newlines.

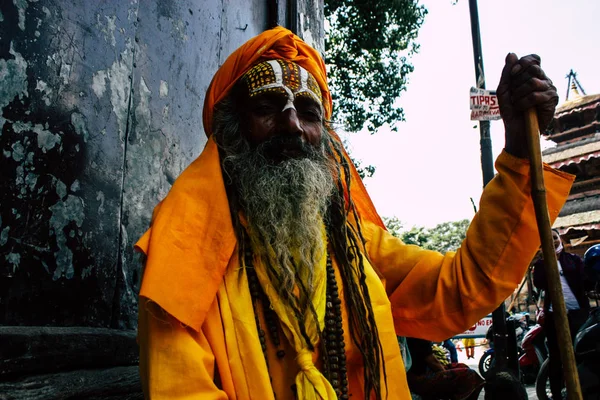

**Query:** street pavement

left=456, top=341, right=538, bottom=399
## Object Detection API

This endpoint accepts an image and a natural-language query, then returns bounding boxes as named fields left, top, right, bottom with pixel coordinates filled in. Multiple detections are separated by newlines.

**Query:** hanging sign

left=470, top=87, right=501, bottom=121
left=453, top=314, right=493, bottom=339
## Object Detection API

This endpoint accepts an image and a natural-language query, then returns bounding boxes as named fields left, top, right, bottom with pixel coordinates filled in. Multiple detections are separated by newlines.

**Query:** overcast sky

left=343, top=0, right=600, bottom=229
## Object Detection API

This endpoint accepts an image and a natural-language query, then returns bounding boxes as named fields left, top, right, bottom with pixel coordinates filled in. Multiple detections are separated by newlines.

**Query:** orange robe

left=135, top=24, right=574, bottom=400
left=137, top=148, right=573, bottom=399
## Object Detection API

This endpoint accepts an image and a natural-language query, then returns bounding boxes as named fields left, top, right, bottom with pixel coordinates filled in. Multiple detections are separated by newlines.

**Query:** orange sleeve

left=138, top=299, right=229, bottom=400
left=364, top=151, right=574, bottom=341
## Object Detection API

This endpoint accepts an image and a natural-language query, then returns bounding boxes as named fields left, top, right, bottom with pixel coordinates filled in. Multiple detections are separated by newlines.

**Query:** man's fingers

left=512, top=90, right=558, bottom=111
left=511, top=64, right=547, bottom=87
left=498, top=52, right=519, bottom=91
left=510, top=77, right=552, bottom=101
left=511, top=54, right=542, bottom=77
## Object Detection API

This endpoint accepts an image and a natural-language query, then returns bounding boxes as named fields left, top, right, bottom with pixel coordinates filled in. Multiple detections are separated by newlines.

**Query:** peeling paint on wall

left=49, top=194, right=85, bottom=280
left=55, top=178, right=67, bottom=200
left=11, top=121, right=61, bottom=153
left=6, top=252, right=21, bottom=272
left=172, top=19, right=188, bottom=42
left=25, top=172, right=38, bottom=191
left=71, top=112, right=89, bottom=143
left=134, top=76, right=151, bottom=135
left=13, top=0, right=28, bottom=31
left=108, top=46, right=134, bottom=142
left=159, top=80, right=168, bottom=98
left=92, top=70, right=107, bottom=98
left=299, top=13, right=314, bottom=51
left=96, top=191, right=105, bottom=214
left=81, top=265, right=93, bottom=279
left=96, top=14, right=117, bottom=47
left=11, top=142, right=25, bottom=162
left=0, top=42, right=29, bottom=128
left=35, top=80, right=53, bottom=106
left=59, top=62, right=71, bottom=85
left=0, top=226, right=9, bottom=247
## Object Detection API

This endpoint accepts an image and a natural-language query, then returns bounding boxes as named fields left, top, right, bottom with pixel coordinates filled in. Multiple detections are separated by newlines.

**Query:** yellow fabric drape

left=251, top=228, right=335, bottom=400
left=138, top=151, right=574, bottom=399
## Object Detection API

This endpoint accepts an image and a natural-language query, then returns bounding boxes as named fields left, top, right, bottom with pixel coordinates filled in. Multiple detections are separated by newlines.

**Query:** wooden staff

left=525, top=108, right=582, bottom=400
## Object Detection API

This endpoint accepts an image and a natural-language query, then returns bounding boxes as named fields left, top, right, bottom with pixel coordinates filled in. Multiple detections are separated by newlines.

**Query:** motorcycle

left=517, top=309, right=547, bottom=384
left=535, top=307, right=600, bottom=399
left=478, top=311, right=532, bottom=378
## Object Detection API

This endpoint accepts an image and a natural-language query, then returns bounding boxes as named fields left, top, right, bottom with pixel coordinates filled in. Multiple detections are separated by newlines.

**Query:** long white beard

left=238, top=154, right=334, bottom=296
left=213, top=98, right=335, bottom=298
left=219, top=129, right=335, bottom=301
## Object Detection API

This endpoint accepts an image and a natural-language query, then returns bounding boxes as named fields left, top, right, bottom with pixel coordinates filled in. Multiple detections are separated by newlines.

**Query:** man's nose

left=280, top=108, right=303, bottom=136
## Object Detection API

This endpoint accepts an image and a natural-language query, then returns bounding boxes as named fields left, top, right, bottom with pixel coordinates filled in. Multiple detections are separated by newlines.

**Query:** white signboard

left=470, top=87, right=501, bottom=121
left=454, top=314, right=493, bottom=338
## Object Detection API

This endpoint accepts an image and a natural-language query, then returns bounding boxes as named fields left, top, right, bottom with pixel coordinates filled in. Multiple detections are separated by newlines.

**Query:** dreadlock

left=213, top=93, right=387, bottom=400
left=324, top=130, right=387, bottom=400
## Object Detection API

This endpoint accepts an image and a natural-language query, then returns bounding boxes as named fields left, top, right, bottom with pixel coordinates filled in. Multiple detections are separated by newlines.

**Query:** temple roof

left=555, top=93, right=600, bottom=116
left=559, top=195, right=600, bottom=216
left=542, top=135, right=600, bottom=168
left=554, top=209, right=600, bottom=234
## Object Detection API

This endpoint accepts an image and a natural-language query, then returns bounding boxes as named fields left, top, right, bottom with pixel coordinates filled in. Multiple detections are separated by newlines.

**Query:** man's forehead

left=240, top=59, right=323, bottom=105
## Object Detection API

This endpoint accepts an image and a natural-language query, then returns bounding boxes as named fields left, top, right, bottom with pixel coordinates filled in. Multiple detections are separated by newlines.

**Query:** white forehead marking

left=297, top=65, right=322, bottom=107
left=299, top=67, right=308, bottom=89
left=267, top=60, right=283, bottom=84
left=249, top=60, right=322, bottom=113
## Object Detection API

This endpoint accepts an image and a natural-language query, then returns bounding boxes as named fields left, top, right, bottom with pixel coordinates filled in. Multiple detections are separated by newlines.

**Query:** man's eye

left=300, top=110, right=322, bottom=121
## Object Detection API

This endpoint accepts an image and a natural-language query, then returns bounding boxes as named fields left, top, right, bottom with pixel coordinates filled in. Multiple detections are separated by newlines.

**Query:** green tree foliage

left=325, top=0, right=427, bottom=132
left=353, top=158, right=375, bottom=179
left=382, top=216, right=404, bottom=237
left=383, top=217, right=470, bottom=253
left=423, top=219, right=470, bottom=253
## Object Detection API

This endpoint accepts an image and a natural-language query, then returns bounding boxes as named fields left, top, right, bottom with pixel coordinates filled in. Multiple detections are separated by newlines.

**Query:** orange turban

left=202, top=26, right=332, bottom=137
left=137, top=27, right=384, bottom=332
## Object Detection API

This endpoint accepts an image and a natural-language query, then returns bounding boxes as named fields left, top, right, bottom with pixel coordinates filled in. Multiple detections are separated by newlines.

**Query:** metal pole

left=468, top=0, right=517, bottom=374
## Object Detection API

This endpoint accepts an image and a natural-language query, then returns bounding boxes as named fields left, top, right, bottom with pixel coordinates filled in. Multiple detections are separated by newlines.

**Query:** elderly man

left=136, top=27, right=573, bottom=400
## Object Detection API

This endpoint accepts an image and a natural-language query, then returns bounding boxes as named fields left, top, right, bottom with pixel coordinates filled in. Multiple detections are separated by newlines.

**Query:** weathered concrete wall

left=0, top=0, right=324, bottom=331
left=1, top=0, right=324, bottom=397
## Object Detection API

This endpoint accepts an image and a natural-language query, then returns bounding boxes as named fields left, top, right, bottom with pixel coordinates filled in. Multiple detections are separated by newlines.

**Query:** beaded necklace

left=244, top=247, right=349, bottom=398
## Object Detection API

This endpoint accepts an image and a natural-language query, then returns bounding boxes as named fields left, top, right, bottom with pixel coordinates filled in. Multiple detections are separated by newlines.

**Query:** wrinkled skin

left=497, top=53, right=559, bottom=159
left=242, top=92, right=324, bottom=157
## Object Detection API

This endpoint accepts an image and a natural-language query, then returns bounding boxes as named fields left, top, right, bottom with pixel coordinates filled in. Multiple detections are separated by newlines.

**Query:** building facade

left=543, top=82, right=600, bottom=257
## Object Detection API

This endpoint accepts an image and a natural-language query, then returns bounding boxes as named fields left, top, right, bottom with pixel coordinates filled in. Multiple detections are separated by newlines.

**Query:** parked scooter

left=478, top=311, right=532, bottom=378
left=518, top=309, right=547, bottom=384
left=535, top=307, right=600, bottom=399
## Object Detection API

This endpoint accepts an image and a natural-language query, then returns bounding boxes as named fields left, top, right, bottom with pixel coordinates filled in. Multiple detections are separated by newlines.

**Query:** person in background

left=533, top=229, right=592, bottom=400
left=442, top=338, right=459, bottom=364
left=406, top=338, right=484, bottom=400
left=463, top=337, right=476, bottom=360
